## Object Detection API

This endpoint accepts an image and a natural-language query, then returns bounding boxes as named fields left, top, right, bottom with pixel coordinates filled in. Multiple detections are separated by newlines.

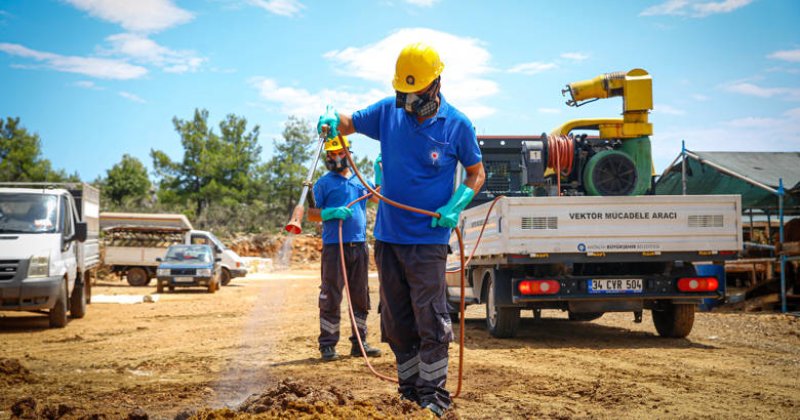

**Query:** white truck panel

left=104, top=246, right=168, bottom=267
left=454, top=194, right=742, bottom=256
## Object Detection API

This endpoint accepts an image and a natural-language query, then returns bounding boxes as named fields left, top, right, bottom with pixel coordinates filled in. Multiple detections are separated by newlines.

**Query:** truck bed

left=451, top=194, right=742, bottom=260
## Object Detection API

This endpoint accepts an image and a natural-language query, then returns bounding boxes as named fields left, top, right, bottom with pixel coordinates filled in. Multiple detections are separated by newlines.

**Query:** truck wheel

left=49, top=281, right=68, bottom=328
left=652, top=303, right=695, bottom=338
left=220, top=268, right=232, bottom=286
left=126, top=267, right=149, bottom=287
left=568, top=312, right=604, bottom=322
left=85, top=271, right=92, bottom=304
left=484, top=274, right=520, bottom=338
left=70, top=278, right=87, bottom=319
left=156, top=281, right=164, bottom=294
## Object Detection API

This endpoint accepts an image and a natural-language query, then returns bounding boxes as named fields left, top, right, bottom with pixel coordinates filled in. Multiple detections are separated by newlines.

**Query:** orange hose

left=547, top=134, right=574, bottom=196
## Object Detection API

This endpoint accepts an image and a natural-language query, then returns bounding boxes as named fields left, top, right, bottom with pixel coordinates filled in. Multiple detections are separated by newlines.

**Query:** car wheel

left=49, top=281, right=68, bottom=328
left=220, top=268, right=232, bottom=286
left=484, top=271, right=520, bottom=338
left=126, top=267, right=150, bottom=287
left=653, top=303, right=695, bottom=338
left=70, top=278, right=87, bottom=319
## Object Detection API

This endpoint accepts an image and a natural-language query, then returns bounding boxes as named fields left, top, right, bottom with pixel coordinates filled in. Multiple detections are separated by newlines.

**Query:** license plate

left=174, top=276, right=194, bottom=283
left=588, top=278, right=643, bottom=294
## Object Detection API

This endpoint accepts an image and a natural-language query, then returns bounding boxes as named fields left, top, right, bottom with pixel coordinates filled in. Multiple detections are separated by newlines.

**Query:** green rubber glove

left=374, top=154, right=383, bottom=187
left=321, top=206, right=353, bottom=221
left=431, top=184, right=475, bottom=229
left=317, top=105, right=339, bottom=139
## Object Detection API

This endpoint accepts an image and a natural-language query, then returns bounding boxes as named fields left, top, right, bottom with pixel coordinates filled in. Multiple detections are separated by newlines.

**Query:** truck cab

left=0, top=184, right=100, bottom=327
left=188, top=230, right=247, bottom=285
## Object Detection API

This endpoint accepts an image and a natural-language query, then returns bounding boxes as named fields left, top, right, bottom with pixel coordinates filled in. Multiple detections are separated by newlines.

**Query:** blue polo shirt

left=352, top=94, right=482, bottom=245
left=313, top=171, right=373, bottom=245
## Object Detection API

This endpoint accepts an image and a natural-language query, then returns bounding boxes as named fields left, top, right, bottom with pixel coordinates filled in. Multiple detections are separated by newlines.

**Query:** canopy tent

left=655, top=150, right=800, bottom=313
left=655, top=151, right=800, bottom=213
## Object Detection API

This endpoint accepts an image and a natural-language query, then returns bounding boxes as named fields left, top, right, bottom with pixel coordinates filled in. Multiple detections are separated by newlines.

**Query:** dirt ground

left=1, top=268, right=799, bottom=419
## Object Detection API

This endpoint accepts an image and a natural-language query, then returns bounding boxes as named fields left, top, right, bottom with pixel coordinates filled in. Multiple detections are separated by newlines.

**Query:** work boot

left=320, top=346, right=338, bottom=362
left=399, top=389, right=419, bottom=404
left=421, top=402, right=445, bottom=418
left=350, top=342, right=382, bottom=357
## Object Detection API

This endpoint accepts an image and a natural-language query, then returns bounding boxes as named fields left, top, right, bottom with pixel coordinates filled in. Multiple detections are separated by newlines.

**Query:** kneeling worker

left=308, top=135, right=382, bottom=361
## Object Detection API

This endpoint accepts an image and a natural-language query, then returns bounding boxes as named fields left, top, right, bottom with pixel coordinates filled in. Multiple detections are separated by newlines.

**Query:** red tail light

left=677, top=277, right=719, bottom=292
left=719, top=251, right=737, bottom=256
left=518, top=280, right=560, bottom=295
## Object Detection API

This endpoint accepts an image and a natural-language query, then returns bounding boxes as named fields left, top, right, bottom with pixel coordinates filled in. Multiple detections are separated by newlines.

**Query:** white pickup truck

left=100, top=212, right=247, bottom=287
left=0, top=183, right=100, bottom=327
left=446, top=138, right=743, bottom=339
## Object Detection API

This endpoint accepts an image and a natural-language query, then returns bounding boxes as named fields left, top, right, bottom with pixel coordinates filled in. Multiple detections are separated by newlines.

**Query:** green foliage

left=150, top=109, right=262, bottom=218
left=0, top=117, right=78, bottom=182
left=102, top=154, right=151, bottom=207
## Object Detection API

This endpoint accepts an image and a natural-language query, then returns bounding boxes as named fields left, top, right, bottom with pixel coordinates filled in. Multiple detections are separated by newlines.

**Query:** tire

left=168, top=285, right=175, bottom=292
left=652, top=303, right=695, bottom=338
left=126, top=267, right=150, bottom=287
left=220, top=268, right=232, bottom=286
left=484, top=272, right=520, bottom=338
left=49, top=281, right=68, bottom=328
left=70, top=277, right=87, bottom=319
left=156, top=281, right=164, bottom=294
left=85, top=271, right=92, bottom=304
left=568, top=312, right=604, bottom=322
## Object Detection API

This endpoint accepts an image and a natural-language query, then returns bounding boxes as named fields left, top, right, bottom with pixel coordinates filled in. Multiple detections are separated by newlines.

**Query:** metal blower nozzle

left=285, top=204, right=305, bottom=234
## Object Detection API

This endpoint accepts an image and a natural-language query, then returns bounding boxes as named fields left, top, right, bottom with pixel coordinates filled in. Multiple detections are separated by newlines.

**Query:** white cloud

left=251, top=77, right=386, bottom=121
left=0, top=42, right=147, bottom=79
left=537, top=108, right=561, bottom=114
left=119, top=91, right=146, bottom=103
left=246, top=0, right=304, bottom=16
left=508, top=61, right=558, bottom=75
left=560, top=52, right=588, bottom=61
left=323, top=28, right=498, bottom=119
left=724, top=82, right=800, bottom=100
left=73, top=80, right=104, bottom=90
left=691, top=94, right=709, bottom=101
left=768, top=49, right=800, bottom=63
left=402, top=0, right=440, bottom=6
left=652, top=107, right=800, bottom=172
left=655, top=104, right=686, bottom=115
left=104, top=33, right=205, bottom=73
left=64, top=0, right=193, bottom=32
left=640, top=0, right=752, bottom=18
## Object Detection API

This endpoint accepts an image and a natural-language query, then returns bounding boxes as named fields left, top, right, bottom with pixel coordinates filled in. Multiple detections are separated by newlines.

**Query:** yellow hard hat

left=392, top=42, right=445, bottom=93
left=324, top=135, right=350, bottom=152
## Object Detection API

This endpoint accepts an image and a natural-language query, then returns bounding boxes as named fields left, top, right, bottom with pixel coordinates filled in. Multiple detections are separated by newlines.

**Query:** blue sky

left=1, top=0, right=798, bottom=182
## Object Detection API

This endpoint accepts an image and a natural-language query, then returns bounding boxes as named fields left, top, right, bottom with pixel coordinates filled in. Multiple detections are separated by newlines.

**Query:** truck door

left=60, top=195, right=77, bottom=290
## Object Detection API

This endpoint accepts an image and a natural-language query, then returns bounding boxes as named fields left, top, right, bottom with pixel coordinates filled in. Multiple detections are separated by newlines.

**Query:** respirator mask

left=325, top=152, right=350, bottom=173
left=395, top=77, right=441, bottom=118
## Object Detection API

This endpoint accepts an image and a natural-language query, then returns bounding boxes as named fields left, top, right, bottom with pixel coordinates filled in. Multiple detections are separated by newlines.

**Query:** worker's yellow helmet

left=324, top=135, right=350, bottom=152
left=392, top=42, right=444, bottom=93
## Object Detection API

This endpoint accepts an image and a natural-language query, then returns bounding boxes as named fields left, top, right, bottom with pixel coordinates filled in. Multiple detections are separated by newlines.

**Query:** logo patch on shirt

left=429, top=149, right=441, bottom=165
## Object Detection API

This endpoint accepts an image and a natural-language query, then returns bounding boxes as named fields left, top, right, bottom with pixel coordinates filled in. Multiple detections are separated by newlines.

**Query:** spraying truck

left=100, top=212, right=247, bottom=287
left=0, top=183, right=100, bottom=328
left=445, top=70, right=743, bottom=338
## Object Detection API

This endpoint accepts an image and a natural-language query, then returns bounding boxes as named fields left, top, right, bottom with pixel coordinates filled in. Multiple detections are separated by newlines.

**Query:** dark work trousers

left=318, top=243, right=371, bottom=348
left=375, top=240, right=453, bottom=410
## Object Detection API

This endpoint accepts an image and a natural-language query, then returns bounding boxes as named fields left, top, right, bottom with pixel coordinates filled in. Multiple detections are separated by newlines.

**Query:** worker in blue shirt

left=308, top=135, right=382, bottom=362
left=317, top=43, right=486, bottom=417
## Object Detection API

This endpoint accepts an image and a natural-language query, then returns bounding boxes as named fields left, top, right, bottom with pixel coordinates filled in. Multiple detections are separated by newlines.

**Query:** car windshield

left=164, top=245, right=212, bottom=263
left=0, top=193, right=59, bottom=234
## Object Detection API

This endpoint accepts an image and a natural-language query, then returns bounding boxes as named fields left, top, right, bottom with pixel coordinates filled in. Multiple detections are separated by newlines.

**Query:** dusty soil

left=1, top=267, right=799, bottom=419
